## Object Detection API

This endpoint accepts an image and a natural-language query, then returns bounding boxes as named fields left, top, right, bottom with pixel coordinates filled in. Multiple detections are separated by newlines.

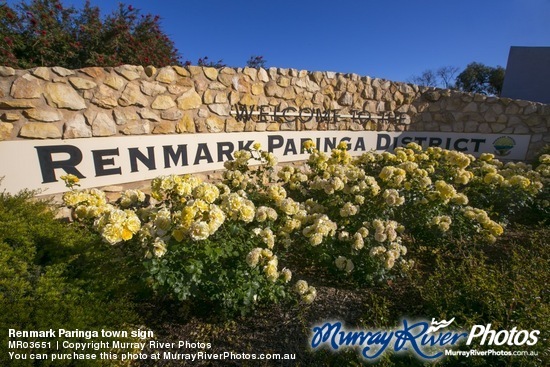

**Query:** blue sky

left=7, top=0, right=550, bottom=83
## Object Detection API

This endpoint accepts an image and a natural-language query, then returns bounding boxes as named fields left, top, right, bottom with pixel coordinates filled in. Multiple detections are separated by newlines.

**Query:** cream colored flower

left=119, top=189, right=146, bottom=208
left=335, top=256, right=347, bottom=270
left=339, top=202, right=358, bottom=217
left=374, top=232, right=387, bottom=243
left=309, top=233, right=323, bottom=246
left=154, top=208, right=172, bottom=232
left=255, top=227, right=276, bottom=249
left=451, top=193, right=469, bottom=205
left=508, top=175, right=531, bottom=189
left=152, top=237, right=167, bottom=258
left=60, top=174, right=80, bottom=187
left=384, top=254, right=396, bottom=269
left=281, top=268, right=292, bottom=283
left=489, top=223, right=504, bottom=236
left=382, top=189, right=404, bottom=206
left=338, top=231, right=350, bottom=241
left=484, top=172, right=505, bottom=185
left=207, top=205, right=226, bottom=233
left=281, top=218, right=301, bottom=233
left=262, top=151, right=278, bottom=167
left=279, top=198, right=300, bottom=215
left=264, top=263, right=279, bottom=282
left=352, top=233, right=364, bottom=250
left=369, top=246, right=386, bottom=257
left=261, top=248, right=273, bottom=259
left=303, top=287, right=317, bottom=304
left=193, top=183, right=220, bottom=204
left=189, top=221, right=210, bottom=241
left=239, top=200, right=256, bottom=222
left=267, top=185, right=287, bottom=202
left=255, top=206, right=269, bottom=222
left=294, top=280, right=309, bottom=295
left=124, top=211, right=141, bottom=233
left=357, top=227, right=369, bottom=237
left=303, top=140, right=315, bottom=151
left=479, top=152, right=494, bottom=161
left=435, top=180, right=457, bottom=201
left=101, top=223, right=124, bottom=245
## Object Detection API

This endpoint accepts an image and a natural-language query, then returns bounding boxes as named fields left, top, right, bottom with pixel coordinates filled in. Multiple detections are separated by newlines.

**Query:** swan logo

left=426, top=318, right=455, bottom=333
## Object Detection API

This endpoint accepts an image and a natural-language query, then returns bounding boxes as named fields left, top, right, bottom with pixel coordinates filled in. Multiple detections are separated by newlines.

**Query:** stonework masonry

left=1, top=64, right=549, bottom=159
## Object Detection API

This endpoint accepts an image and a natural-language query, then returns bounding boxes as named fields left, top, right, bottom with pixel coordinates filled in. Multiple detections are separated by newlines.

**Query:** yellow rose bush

left=464, top=152, right=549, bottom=223
left=353, top=144, right=547, bottom=247
left=63, top=142, right=548, bottom=315
left=276, top=141, right=546, bottom=283
left=64, top=170, right=306, bottom=316
left=276, top=142, right=415, bottom=283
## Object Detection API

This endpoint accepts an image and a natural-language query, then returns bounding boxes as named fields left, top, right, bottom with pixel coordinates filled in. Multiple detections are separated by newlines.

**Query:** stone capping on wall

left=0, top=64, right=549, bottom=159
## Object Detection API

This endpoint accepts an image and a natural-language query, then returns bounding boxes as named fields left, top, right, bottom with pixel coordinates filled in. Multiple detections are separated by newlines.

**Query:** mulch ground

left=136, top=274, right=381, bottom=366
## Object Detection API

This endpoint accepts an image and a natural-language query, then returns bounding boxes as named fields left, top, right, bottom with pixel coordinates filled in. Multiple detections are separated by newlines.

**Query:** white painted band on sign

left=0, top=131, right=531, bottom=195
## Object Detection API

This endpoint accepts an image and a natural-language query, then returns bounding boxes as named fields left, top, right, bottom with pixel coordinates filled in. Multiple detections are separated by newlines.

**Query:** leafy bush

left=412, top=225, right=549, bottom=367
left=55, top=143, right=549, bottom=366
left=315, top=224, right=548, bottom=367
left=246, top=55, right=266, bottom=68
left=0, top=190, right=141, bottom=366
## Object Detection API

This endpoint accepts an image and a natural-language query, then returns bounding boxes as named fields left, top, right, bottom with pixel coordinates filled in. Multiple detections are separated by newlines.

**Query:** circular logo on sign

left=493, top=136, right=516, bottom=156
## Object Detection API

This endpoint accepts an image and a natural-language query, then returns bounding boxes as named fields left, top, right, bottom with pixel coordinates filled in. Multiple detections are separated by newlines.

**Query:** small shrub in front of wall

left=0, top=190, right=141, bottom=367
left=62, top=143, right=548, bottom=316
left=62, top=150, right=304, bottom=317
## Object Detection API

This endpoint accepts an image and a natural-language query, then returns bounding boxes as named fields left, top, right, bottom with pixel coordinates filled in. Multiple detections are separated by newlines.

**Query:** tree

left=487, top=66, right=505, bottom=96
left=455, top=62, right=505, bottom=96
left=410, top=66, right=460, bottom=89
left=436, top=66, right=460, bottom=89
left=2, top=1, right=267, bottom=69
left=410, top=69, right=438, bottom=87
left=97, top=3, right=180, bottom=67
left=14, top=0, right=79, bottom=68
left=0, top=2, right=23, bottom=66
left=0, top=0, right=180, bottom=68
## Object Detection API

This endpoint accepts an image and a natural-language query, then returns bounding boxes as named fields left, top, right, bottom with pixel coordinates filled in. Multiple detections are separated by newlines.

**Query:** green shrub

left=412, top=226, right=549, bottom=367
left=0, top=191, right=141, bottom=367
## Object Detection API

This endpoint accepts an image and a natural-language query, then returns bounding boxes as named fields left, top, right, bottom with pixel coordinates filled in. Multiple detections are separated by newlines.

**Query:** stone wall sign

left=0, top=131, right=530, bottom=195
